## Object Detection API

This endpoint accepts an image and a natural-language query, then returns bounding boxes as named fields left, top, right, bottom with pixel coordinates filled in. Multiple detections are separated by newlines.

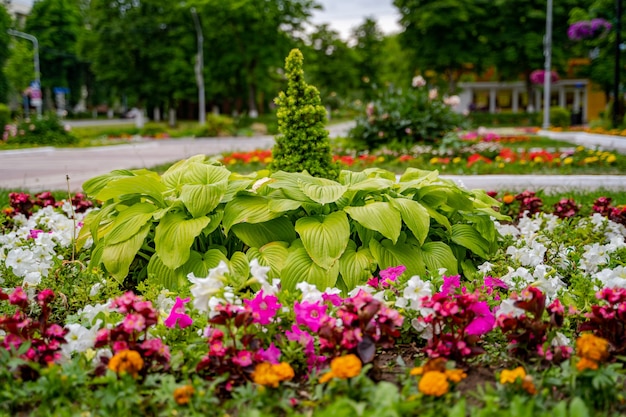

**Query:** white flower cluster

left=0, top=205, right=91, bottom=287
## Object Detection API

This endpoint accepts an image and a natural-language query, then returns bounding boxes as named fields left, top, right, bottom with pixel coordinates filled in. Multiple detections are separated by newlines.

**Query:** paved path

left=1, top=122, right=625, bottom=194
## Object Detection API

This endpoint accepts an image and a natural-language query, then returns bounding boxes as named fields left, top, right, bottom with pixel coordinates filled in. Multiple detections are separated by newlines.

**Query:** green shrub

left=541, top=106, right=571, bottom=128
left=6, top=113, right=78, bottom=146
left=194, top=114, right=235, bottom=137
left=79, top=155, right=505, bottom=291
left=349, top=85, right=467, bottom=151
left=468, top=111, right=540, bottom=128
left=269, top=48, right=339, bottom=180
left=0, top=103, right=10, bottom=129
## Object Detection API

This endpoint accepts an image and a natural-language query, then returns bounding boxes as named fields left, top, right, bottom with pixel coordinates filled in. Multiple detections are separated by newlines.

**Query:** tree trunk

left=168, top=99, right=177, bottom=128
left=247, top=60, right=259, bottom=118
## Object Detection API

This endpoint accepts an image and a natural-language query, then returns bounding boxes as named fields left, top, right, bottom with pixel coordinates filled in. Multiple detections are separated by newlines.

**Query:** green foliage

left=543, top=107, right=572, bottom=128
left=349, top=84, right=467, bottom=151
left=6, top=114, right=78, bottom=146
left=0, top=103, right=10, bottom=128
left=194, top=114, right=235, bottom=138
left=80, top=155, right=505, bottom=292
left=0, top=5, right=10, bottom=103
left=270, top=48, right=339, bottom=180
left=468, top=112, right=540, bottom=128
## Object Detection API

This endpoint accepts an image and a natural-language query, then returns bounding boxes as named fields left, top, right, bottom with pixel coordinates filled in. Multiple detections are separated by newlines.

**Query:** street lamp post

left=190, top=8, right=206, bottom=126
left=7, top=29, right=42, bottom=117
left=542, top=0, right=553, bottom=130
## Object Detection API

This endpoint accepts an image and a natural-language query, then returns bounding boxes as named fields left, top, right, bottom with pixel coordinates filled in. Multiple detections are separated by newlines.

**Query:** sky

left=310, top=0, right=402, bottom=40
left=11, top=0, right=402, bottom=41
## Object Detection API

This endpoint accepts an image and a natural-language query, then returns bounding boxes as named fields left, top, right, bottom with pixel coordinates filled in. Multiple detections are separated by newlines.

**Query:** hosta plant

left=78, top=155, right=506, bottom=292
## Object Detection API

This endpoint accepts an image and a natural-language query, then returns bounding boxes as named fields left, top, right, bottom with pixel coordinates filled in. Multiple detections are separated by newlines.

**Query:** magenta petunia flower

left=259, top=343, right=281, bottom=364
left=244, top=291, right=281, bottom=325
left=441, top=275, right=461, bottom=295
left=164, top=297, right=193, bottom=329
left=379, top=265, right=406, bottom=285
left=232, top=350, right=253, bottom=367
left=122, top=313, right=146, bottom=333
left=294, top=300, right=328, bottom=333
left=465, top=301, right=495, bottom=336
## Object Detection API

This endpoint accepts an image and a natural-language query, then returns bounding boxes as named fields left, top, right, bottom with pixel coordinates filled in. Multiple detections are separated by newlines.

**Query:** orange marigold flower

left=502, top=194, right=515, bottom=204
left=409, top=367, right=423, bottom=376
left=108, top=349, right=144, bottom=378
left=576, top=333, right=610, bottom=362
left=576, top=357, right=599, bottom=372
left=320, top=354, right=362, bottom=383
left=173, top=385, right=195, bottom=405
left=499, top=366, right=526, bottom=384
left=445, top=369, right=467, bottom=383
left=252, top=362, right=295, bottom=388
left=418, top=371, right=449, bottom=397
left=522, top=375, right=537, bottom=395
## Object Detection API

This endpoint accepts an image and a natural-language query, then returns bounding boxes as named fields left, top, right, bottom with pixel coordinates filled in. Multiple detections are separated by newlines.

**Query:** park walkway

left=0, top=122, right=625, bottom=193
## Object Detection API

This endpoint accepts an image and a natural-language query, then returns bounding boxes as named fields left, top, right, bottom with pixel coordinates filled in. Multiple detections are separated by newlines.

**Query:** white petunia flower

left=187, top=261, right=229, bottom=313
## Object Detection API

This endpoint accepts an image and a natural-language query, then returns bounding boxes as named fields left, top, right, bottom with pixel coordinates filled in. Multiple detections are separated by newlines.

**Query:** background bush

left=6, top=113, right=78, bottom=146
left=468, top=111, right=540, bottom=128
left=0, top=103, right=10, bottom=129
left=541, top=106, right=571, bottom=128
left=193, top=114, right=235, bottom=137
left=348, top=85, right=467, bottom=151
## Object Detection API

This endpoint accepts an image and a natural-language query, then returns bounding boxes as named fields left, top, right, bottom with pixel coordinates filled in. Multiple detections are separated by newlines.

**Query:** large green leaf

left=229, top=251, right=251, bottom=287
left=295, top=212, right=350, bottom=270
left=231, top=217, right=296, bottom=248
left=421, top=241, right=458, bottom=275
left=246, top=241, right=290, bottom=280
left=339, top=241, right=375, bottom=289
left=346, top=177, right=395, bottom=192
left=266, top=171, right=311, bottom=201
left=154, top=211, right=211, bottom=269
left=369, top=238, right=426, bottom=278
left=222, top=194, right=282, bottom=233
left=451, top=224, right=491, bottom=259
left=298, top=177, right=347, bottom=205
left=390, top=198, right=430, bottom=244
left=95, top=174, right=166, bottom=205
left=281, top=245, right=339, bottom=291
left=147, top=254, right=186, bottom=290
left=104, top=203, right=156, bottom=245
left=180, top=182, right=227, bottom=218
left=268, top=198, right=302, bottom=213
left=424, top=205, right=452, bottom=232
left=344, top=202, right=401, bottom=243
left=83, top=169, right=136, bottom=197
left=202, top=210, right=224, bottom=236
left=183, top=248, right=229, bottom=278
left=101, top=223, right=151, bottom=281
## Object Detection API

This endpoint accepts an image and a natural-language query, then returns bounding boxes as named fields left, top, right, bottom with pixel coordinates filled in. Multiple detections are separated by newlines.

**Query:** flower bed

left=2, top=183, right=626, bottom=415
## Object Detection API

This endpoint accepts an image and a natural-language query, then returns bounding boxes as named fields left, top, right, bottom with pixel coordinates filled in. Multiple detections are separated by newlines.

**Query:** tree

left=197, top=0, right=319, bottom=117
left=4, top=39, right=34, bottom=104
left=303, top=24, right=359, bottom=105
left=351, top=17, right=384, bottom=98
left=0, top=4, right=12, bottom=103
left=269, top=49, right=338, bottom=180
left=24, top=0, right=84, bottom=109
left=490, top=0, right=584, bottom=109
left=80, top=0, right=196, bottom=126
left=377, top=34, right=413, bottom=89
left=393, top=0, right=495, bottom=93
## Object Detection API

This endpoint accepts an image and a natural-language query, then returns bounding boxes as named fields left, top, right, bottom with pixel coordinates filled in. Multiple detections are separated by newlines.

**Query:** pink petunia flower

left=294, top=301, right=328, bottom=333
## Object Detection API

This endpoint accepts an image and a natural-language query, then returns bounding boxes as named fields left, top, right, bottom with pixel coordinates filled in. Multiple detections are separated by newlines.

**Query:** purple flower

left=164, top=297, right=193, bottom=329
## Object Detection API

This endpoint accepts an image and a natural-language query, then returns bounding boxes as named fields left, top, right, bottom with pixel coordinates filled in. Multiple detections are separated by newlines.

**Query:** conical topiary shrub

left=269, top=48, right=339, bottom=180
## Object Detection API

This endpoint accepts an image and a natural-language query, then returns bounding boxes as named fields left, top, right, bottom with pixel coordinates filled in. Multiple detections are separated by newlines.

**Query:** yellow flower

left=445, top=369, right=467, bottom=383
left=576, top=357, right=599, bottom=372
left=576, top=333, right=610, bottom=362
left=319, top=354, right=362, bottom=383
left=452, top=157, right=462, bottom=164
left=576, top=145, right=585, bottom=152
left=377, top=156, right=385, bottom=163
left=173, top=385, right=195, bottom=405
left=108, top=350, right=144, bottom=378
left=499, top=366, right=526, bottom=384
left=607, top=154, right=617, bottom=163
left=410, top=367, right=423, bottom=376
left=430, top=157, right=439, bottom=164
left=564, top=157, right=573, bottom=165
left=418, top=371, right=449, bottom=397
left=252, top=362, right=295, bottom=388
